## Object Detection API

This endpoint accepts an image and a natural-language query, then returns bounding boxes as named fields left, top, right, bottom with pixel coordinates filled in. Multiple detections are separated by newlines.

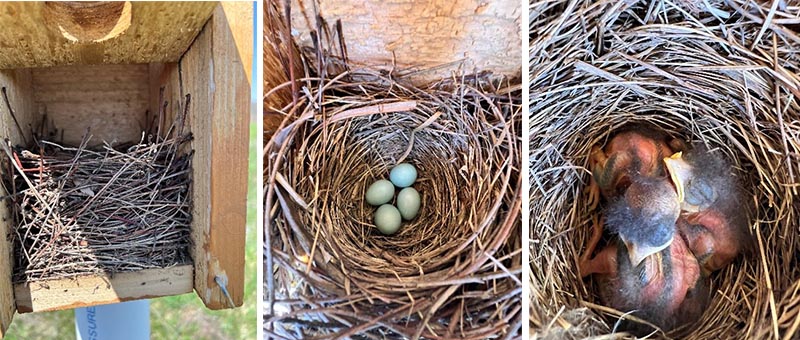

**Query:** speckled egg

left=374, top=204, right=402, bottom=235
left=365, top=179, right=395, bottom=206
left=389, top=163, right=417, bottom=188
left=396, top=187, right=420, bottom=220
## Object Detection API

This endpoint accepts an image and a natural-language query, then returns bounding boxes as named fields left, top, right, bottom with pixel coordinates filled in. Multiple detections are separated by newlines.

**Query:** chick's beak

left=625, top=238, right=673, bottom=267
left=664, top=152, right=689, bottom=203
left=625, top=241, right=646, bottom=267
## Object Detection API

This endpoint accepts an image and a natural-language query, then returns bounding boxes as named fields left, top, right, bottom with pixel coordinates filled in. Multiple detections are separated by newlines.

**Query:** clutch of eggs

left=366, top=163, right=421, bottom=235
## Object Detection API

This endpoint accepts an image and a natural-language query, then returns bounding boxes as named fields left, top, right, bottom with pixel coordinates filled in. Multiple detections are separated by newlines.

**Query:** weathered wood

left=0, top=70, right=34, bottom=145
left=0, top=2, right=217, bottom=68
left=220, top=2, right=254, bottom=84
left=14, top=265, right=194, bottom=313
left=182, top=4, right=250, bottom=310
left=31, top=64, right=149, bottom=146
left=0, top=69, right=34, bottom=337
left=289, top=0, right=521, bottom=83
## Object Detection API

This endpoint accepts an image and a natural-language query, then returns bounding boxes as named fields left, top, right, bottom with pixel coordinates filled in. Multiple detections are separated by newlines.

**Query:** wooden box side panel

left=31, top=64, right=150, bottom=146
left=0, top=70, right=34, bottom=145
left=14, top=265, right=194, bottom=313
left=0, top=69, right=35, bottom=335
left=181, top=3, right=251, bottom=310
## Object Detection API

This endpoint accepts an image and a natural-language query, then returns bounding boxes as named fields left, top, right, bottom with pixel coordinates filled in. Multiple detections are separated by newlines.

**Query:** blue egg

left=389, top=163, right=417, bottom=188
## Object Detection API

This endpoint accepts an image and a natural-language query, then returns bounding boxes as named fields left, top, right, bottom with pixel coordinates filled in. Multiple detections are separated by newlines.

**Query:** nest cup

left=531, top=1, right=800, bottom=338
left=265, top=12, right=522, bottom=335
left=287, top=75, right=518, bottom=269
left=267, top=70, right=522, bottom=338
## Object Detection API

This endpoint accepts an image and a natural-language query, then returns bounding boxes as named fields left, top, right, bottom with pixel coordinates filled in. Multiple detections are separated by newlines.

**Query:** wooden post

left=182, top=3, right=252, bottom=310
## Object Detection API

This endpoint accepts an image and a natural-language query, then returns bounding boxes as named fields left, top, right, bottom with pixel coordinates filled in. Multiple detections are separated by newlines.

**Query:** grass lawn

left=4, top=123, right=258, bottom=339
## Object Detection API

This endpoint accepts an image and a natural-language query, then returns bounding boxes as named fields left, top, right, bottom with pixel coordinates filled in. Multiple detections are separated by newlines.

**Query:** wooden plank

left=0, top=2, right=217, bottom=69
left=14, top=265, right=194, bottom=313
left=0, top=69, right=34, bottom=145
left=182, top=4, right=250, bottom=310
left=31, top=64, right=149, bottom=146
left=220, top=2, right=254, bottom=84
left=0, top=69, right=34, bottom=337
left=289, top=0, right=521, bottom=84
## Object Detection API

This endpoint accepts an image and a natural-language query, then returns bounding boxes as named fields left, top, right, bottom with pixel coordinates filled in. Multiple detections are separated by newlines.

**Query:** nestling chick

left=664, top=145, right=752, bottom=273
left=590, top=129, right=675, bottom=199
left=605, top=176, right=681, bottom=267
left=663, top=146, right=724, bottom=213
left=584, top=236, right=709, bottom=335
left=581, top=130, right=681, bottom=282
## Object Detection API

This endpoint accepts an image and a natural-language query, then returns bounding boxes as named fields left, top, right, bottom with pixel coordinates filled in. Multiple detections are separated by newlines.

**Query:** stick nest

left=531, top=0, right=800, bottom=339
left=265, top=19, right=523, bottom=339
left=3, top=99, right=194, bottom=283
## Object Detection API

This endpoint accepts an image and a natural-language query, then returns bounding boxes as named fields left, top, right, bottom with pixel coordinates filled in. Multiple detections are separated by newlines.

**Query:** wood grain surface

left=0, top=2, right=217, bottom=68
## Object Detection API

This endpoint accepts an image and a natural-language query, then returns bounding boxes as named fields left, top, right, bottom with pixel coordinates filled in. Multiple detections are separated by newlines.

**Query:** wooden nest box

left=0, top=1, right=252, bottom=335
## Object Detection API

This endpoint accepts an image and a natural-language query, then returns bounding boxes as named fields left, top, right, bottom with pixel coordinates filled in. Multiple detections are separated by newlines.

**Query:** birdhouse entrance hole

left=43, top=1, right=132, bottom=43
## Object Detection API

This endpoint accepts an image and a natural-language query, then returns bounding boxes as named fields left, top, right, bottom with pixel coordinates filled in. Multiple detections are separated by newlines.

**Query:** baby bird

left=605, top=176, right=681, bottom=267
left=583, top=236, right=709, bottom=335
left=582, top=128, right=681, bottom=277
left=663, top=145, right=752, bottom=274
left=663, top=145, right=738, bottom=212
left=590, top=129, right=675, bottom=200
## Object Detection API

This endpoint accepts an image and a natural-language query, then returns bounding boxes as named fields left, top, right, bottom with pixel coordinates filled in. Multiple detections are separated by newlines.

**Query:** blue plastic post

left=75, top=300, right=150, bottom=340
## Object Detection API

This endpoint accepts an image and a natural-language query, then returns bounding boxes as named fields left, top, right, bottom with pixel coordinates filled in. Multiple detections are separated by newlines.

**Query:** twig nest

left=389, top=163, right=417, bottom=187
left=396, top=187, right=420, bottom=220
left=266, top=66, right=522, bottom=338
left=365, top=179, right=394, bottom=205
left=374, top=204, right=402, bottom=235
left=7, top=127, right=192, bottom=282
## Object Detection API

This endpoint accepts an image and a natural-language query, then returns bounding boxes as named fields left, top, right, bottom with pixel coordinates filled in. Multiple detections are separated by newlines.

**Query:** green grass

left=4, top=123, right=258, bottom=339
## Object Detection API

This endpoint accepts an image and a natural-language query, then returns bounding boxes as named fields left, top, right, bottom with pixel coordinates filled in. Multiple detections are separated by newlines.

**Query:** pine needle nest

left=265, top=19, right=523, bottom=340
left=1, top=93, right=193, bottom=283
left=531, top=0, right=800, bottom=339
